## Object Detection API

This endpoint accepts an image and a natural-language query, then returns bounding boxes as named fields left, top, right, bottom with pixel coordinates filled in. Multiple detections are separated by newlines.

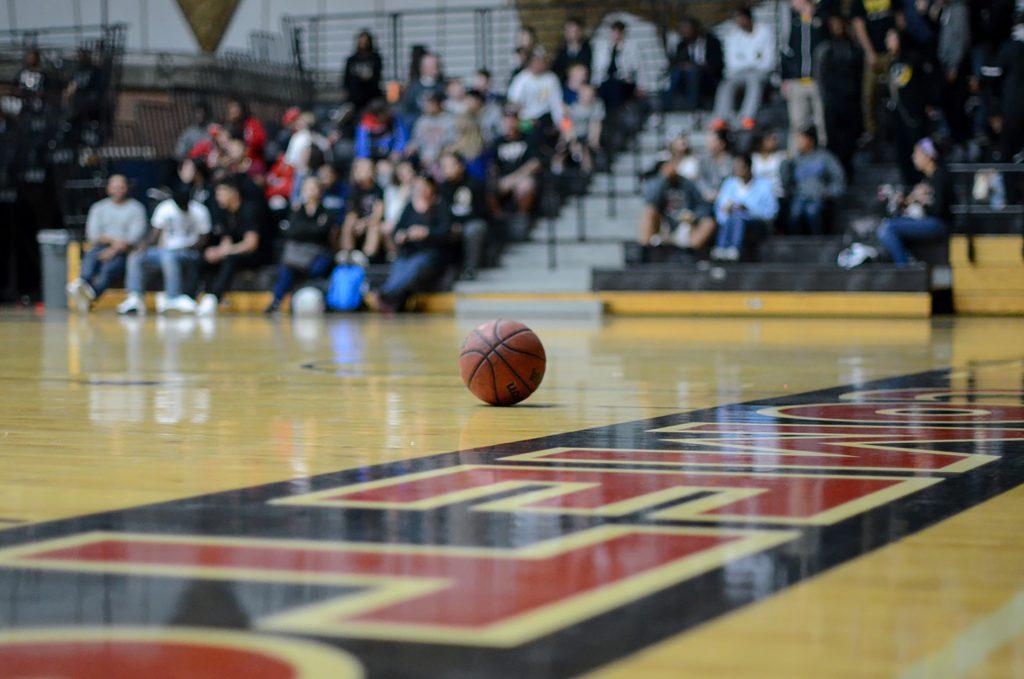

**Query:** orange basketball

left=459, top=319, right=546, bottom=406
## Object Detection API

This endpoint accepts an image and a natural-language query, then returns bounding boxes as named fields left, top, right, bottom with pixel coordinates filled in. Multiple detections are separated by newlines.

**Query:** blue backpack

left=326, top=264, right=366, bottom=311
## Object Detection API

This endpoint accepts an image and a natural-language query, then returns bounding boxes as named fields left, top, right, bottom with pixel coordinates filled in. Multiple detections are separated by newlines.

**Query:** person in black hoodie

left=372, top=174, right=451, bottom=311
left=552, top=17, right=593, bottom=83
left=265, top=176, right=337, bottom=313
left=669, top=17, right=724, bottom=112
left=814, top=13, right=863, bottom=175
left=876, top=137, right=951, bottom=265
left=343, top=30, right=383, bottom=114
left=439, top=151, right=489, bottom=280
left=885, top=28, right=930, bottom=183
left=781, top=0, right=827, bottom=150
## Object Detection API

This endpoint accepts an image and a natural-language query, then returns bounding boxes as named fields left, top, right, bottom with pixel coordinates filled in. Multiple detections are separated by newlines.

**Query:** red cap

left=282, top=107, right=301, bottom=126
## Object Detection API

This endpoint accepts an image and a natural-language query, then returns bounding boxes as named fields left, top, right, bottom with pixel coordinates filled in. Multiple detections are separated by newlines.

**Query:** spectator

left=937, top=0, right=971, bottom=146
left=318, top=163, right=347, bottom=219
left=511, top=27, right=539, bottom=78
left=752, top=130, right=787, bottom=197
left=225, top=98, right=267, bottom=165
left=814, top=14, right=863, bottom=174
left=372, top=174, right=451, bottom=311
left=175, top=101, right=211, bottom=160
left=508, top=49, right=565, bottom=129
left=492, top=111, right=542, bottom=240
left=444, top=79, right=470, bottom=116
left=471, top=69, right=504, bottom=107
left=399, top=53, right=444, bottom=126
left=283, top=111, right=328, bottom=174
left=781, top=0, right=827, bottom=150
left=265, top=176, right=337, bottom=314
left=697, top=129, right=734, bottom=203
left=563, top=62, right=590, bottom=105
left=450, top=101, right=486, bottom=175
left=592, top=20, right=643, bottom=114
left=994, top=15, right=1024, bottom=160
left=781, top=127, right=846, bottom=234
left=669, top=17, right=724, bottom=112
left=439, top=151, right=489, bottom=279
left=639, top=158, right=716, bottom=249
left=672, top=134, right=700, bottom=182
left=885, top=29, right=930, bottom=183
left=712, top=154, right=778, bottom=261
left=713, top=7, right=775, bottom=127
left=407, top=92, right=457, bottom=173
left=197, top=179, right=262, bottom=316
left=16, top=49, right=47, bottom=103
left=381, top=159, right=417, bottom=259
left=178, top=157, right=213, bottom=208
left=466, top=88, right=504, bottom=145
left=340, top=157, right=385, bottom=264
left=355, top=99, right=407, bottom=161
left=876, top=138, right=951, bottom=265
left=118, top=184, right=211, bottom=315
left=66, top=174, right=147, bottom=311
left=64, top=48, right=103, bottom=133
left=343, top=30, right=383, bottom=113
left=557, top=83, right=604, bottom=175
left=850, top=0, right=901, bottom=145
left=552, top=17, right=593, bottom=83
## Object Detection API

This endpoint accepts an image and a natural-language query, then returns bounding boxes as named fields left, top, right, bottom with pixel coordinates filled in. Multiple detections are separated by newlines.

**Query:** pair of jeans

left=125, top=248, right=200, bottom=297
left=716, top=213, right=764, bottom=251
left=79, top=245, right=126, bottom=296
left=788, top=197, right=825, bottom=235
left=271, top=254, right=334, bottom=303
left=712, top=68, right=767, bottom=122
left=877, top=217, right=946, bottom=265
left=668, top=64, right=703, bottom=111
left=380, top=251, right=442, bottom=308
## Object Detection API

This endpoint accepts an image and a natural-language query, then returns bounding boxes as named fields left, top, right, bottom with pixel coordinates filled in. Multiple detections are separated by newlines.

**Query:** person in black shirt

left=552, top=17, right=593, bottom=83
left=669, top=17, right=724, bottom=112
left=197, top=179, right=262, bottom=315
left=343, top=30, right=383, bottom=114
left=439, top=151, right=489, bottom=279
left=876, top=138, right=950, bottom=265
left=850, top=0, right=901, bottom=143
left=885, top=29, right=930, bottom=184
left=814, top=14, right=863, bottom=175
left=265, top=176, right=337, bottom=313
left=994, top=24, right=1024, bottom=161
left=340, top=157, right=386, bottom=264
left=372, top=175, right=451, bottom=312
left=640, top=157, right=715, bottom=248
left=492, top=111, right=542, bottom=240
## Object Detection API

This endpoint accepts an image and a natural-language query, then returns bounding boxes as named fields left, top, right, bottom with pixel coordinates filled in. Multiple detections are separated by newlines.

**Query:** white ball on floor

left=291, top=287, right=325, bottom=317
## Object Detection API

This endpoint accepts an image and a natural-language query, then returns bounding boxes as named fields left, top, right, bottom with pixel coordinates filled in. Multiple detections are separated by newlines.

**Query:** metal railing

left=948, top=163, right=1024, bottom=262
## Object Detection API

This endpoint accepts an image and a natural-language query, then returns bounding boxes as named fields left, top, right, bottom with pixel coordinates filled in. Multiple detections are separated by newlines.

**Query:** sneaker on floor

left=116, top=293, right=146, bottom=315
left=196, top=293, right=219, bottom=317
left=724, top=247, right=740, bottom=261
left=66, top=279, right=92, bottom=313
left=168, top=295, right=197, bottom=314
left=349, top=250, right=369, bottom=268
left=710, top=246, right=726, bottom=261
left=263, top=300, right=281, bottom=315
left=154, top=292, right=168, bottom=314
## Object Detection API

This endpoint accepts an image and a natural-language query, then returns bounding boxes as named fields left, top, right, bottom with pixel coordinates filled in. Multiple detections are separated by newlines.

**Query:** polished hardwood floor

left=0, top=311, right=1022, bottom=677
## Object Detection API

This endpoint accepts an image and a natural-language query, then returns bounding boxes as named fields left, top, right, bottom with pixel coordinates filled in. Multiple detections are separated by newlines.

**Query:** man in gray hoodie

left=781, top=127, right=845, bottom=235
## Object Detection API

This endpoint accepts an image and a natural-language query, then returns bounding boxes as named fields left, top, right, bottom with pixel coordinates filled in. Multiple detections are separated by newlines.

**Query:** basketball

left=459, top=319, right=546, bottom=406
left=291, top=287, right=325, bottom=317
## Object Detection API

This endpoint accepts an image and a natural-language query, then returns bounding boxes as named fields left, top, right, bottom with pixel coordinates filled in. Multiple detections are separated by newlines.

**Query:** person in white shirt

left=507, top=49, right=564, bottom=125
left=592, top=20, right=643, bottom=112
left=118, top=185, right=211, bottom=315
left=67, top=174, right=147, bottom=311
left=713, top=7, right=775, bottom=126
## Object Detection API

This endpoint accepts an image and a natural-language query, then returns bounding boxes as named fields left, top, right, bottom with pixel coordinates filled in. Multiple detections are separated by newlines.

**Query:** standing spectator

left=781, top=0, right=827, bottom=150
left=968, top=0, right=1014, bottom=144
left=372, top=174, right=451, bottom=312
left=850, top=0, right=901, bottom=145
left=552, top=17, right=593, bottom=83
left=197, top=179, right=262, bottom=316
left=354, top=99, right=407, bottom=161
left=283, top=111, right=328, bottom=175
left=66, top=175, right=147, bottom=311
left=669, top=17, right=724, bottom=112
left=639, top=158, right=716, bottom=249
left=340, top=157, right=386, bottom=264
left=713, top=7, right=775, bottom=128
left=439, top=152, right=489, bottom=279
left=64, top=48, right=103, bottom=137
left=752, top=130, right=787, bottom=197
left=994, top=16, right=1024, bottom=160
left=16, top=49, right=48, bottom=103
left=886, top=29, right=930, bottom=183
left=876, top=138, right=951, bottom=265
left=697, top=129, right=734, bottom=203
left=814, top=14, right=863, bottom=174
left=712, top=154, right=778, bottom=261
left=343, top=30, right=383, bottom=113
left=175, top=102, right=211, bottom=160
left=492, top=111, right=542, bottom=240
left=592, top=21, right=643, bottom=115
left=265, top=176, right=337, bottom=314
left=511, top=27, right=539, bottom=79
left=507, top=49, right=565, bottom=129
left=781, top=127, right=846, bottom=234
left=225, top=98, right=267, bottom=165
left=937, top=0, right=971, bottom=146
left=407, top=92, right=457, bottom=173
left=558, top=83, right=604, bottom=175
left=399, top=53, right=444, bottom=128
left=118, top=185, right=211, bottom=315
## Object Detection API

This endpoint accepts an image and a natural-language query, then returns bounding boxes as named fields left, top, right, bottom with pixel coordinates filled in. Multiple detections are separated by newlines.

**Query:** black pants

left=202, top=253, right=262, bottom=299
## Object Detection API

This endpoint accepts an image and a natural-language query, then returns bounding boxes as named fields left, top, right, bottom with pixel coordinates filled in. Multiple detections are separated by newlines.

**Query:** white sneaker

left=67, top=280, right=89, bottom=313
left=725, top=247, right=740, bottom=261
left=116, top=293, right=146, bottom=315
left=196, top=293, right=218, bottom=316
left=154, top=292, right=168, bottom=314
left=710, top=247, right=725, bottom=261
left=168, top=295, right=197, bottom=314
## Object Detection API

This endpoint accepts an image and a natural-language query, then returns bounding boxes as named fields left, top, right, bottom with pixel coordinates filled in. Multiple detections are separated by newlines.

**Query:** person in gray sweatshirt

left=781, top=126, right=845, bottom=235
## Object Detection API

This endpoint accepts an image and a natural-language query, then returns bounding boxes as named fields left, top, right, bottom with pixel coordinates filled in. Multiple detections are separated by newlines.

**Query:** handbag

left=282, top=240, right=328, bottom=270
left=326, top=264, right=366, bottom=311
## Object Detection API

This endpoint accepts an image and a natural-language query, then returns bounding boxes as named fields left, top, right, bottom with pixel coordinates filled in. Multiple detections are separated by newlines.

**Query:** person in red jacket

left=225, top=98, right=266, bottom=164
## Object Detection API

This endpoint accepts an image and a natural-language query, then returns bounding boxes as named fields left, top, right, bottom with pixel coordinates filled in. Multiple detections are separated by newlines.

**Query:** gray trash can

left=37, top=229, right=71, bottom=310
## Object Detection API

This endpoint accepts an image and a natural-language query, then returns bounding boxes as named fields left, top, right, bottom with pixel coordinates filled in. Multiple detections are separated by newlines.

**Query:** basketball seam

left=474, top=328, right=533, bottom=397
left=464, top=349, right=490, bottom=387
left=495, top=339, right=545, bottom=362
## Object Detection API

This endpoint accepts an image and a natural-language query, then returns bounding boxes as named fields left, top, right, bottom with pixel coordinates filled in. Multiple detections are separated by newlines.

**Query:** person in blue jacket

left=712, top=154, right=779, bottom=261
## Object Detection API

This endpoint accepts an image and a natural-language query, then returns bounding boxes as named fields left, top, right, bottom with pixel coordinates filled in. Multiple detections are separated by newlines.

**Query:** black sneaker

left=263, top=300, right=280, bottom=315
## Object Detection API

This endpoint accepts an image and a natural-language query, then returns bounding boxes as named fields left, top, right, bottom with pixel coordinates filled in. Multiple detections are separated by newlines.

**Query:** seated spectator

left=343, top=30, right=383, bottom=113
left=712, top=154, right=779, bottom=260
left=511, top=27, right=539, bottom=79
left=406, top=92, right=457, bottom=174
left=562, top=62, right=590, bottom=105
left=399, top=52, right=444, bottom=128
left=355, top=99, right=407, bottom=161
left=781, top=127, right=845, bottom=234
left=175, top=101, right=211, bottom=160
left=265, top=176, right=337, bottom=314
left=371, top=174, right=451, bottom=312
left=781, top=0, right=827, bottom=150
left=225, top=98, right=267, bottom=166
left=439, top=152, right=488, bottom=279
left=197, top=179, right=262, bottom=316
left=381, top=159, right=417, bottom=260
left=876, top=138, right=950, bottom=265
left=465, top=88, right=503, bottom=145
left=697, top=129, right=734, bottom=203
left=283, top=111, right=327, bottom=175
left=639, top=158, right=716, bottom=249
left=814, top=14, right=863, bottom=175
left=508, top=49, right=564, bottom=132
left=450, top=102, right=486, bottom=177
left=672, top=134, right=700, bottom=182
left=752, top=130, right=787, bottom=197
left=16, top=49, right=47, bottom=104
left=318, top=163, right=347, bottom=219
left=556, top=83, right=604, bottom=175
left=444, top=79, right=470, bottom=116
left=340, top=157, right=386, bottom=264
left=592, top=20, right=643, bottom=114
left=552, top=17, right=593, bottom=83
left=713, top=7, right=774, bottom=127
left=118, top=185, right=211, bottom=315
left=669, top=17, right=724, bottom=111
left=492, top=111, right=542, bottom=240
left=66, top=174, right=147, bottom=311
left=264, top=154, right=297, bottom=211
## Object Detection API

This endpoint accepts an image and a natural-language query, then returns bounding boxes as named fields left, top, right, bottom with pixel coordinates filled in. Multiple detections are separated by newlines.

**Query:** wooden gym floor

left=0, top=311, right=1022, bottom=677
